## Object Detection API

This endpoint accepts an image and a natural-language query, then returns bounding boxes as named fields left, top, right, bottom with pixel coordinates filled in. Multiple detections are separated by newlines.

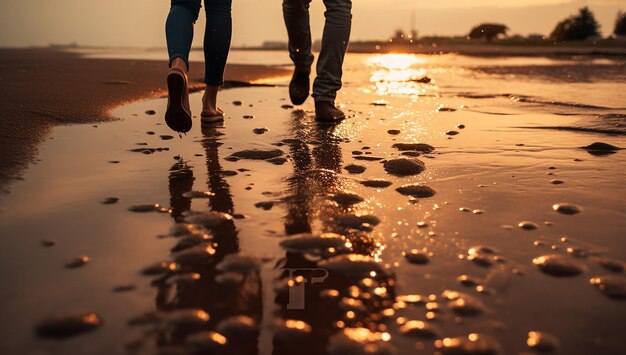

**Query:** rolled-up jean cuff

left=169, top=54, right=189, bottom=70
left=313, top=96, right=335, bottom=102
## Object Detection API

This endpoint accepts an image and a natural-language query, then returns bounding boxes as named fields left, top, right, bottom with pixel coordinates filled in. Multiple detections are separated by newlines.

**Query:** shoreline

left=236, top=41, right=626, bottom=57
left=0, top=48, right=289, bottom=194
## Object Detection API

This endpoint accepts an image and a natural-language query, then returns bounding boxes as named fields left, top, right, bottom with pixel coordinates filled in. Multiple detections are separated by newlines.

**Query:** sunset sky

left=0, top=0, right=623, bottom=48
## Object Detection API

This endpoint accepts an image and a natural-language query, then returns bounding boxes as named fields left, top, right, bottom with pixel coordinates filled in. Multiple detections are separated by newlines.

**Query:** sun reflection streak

left=367, top=54, right=426, bottom=69
left=366, top=54, right=434, bottom=96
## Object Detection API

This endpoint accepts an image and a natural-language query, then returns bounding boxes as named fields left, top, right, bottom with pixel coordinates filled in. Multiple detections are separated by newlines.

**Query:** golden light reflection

left=208, top=332, right=227, bottom=345
left=284, top=319, right=311, bottom=331
left=368, top=54, right=426, bottom=70
left=366, top=54, right=434, bottom=96
left=343, top=327, right=390, bottom=343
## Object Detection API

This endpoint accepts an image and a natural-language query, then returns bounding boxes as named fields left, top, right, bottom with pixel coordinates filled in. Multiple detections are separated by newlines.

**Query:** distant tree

left=468, top=24, right=508, bottom=42
left=550, top=7, right=601, bottom=41
left=615, top=11, right=626, bottom=36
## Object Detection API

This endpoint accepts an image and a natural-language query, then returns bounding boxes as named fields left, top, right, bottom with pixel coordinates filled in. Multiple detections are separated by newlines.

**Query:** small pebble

left=383, top=158, right=426, bottom=176
left=405, top=250, right=430, bottom=264
left=527, top=331, right=560, bottom=352
left=41, top=239, right=57, bottom=247
left=533, top=254, right=585, bottom=277
left=552, top=203, right=581, bottom=215
left=255, top=201, right=274, bottom=210
left=65, top=256, right=90, bottom=269
left=253, top=127, right=269, bottom=134
left=36, top=313, right=103, bottom=339
left=360, top=179, right=392, bottom=188
left=395, top=184, right=436, bottom=198
left=518, top=221, right=539, bottom=230
left=344, top=164, right=366, bottom=174
left=590, top=275, right=626, bottom=300
left=101, top=197, right=119, bottom=204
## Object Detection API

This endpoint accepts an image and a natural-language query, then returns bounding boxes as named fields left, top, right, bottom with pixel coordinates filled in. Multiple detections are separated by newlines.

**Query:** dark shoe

left=315, top=101, right=346, bottom=122
left=289, top=71, right=310, bottom=105
left=165, top=68, right=192, bottom=133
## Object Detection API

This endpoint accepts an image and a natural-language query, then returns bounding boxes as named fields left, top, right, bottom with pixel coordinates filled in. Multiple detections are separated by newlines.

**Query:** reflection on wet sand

left=5, top=53, right=625, bottom=355
left=137, top=124, right=262, bottom=354
left=273, top=112, right=396, bottom=354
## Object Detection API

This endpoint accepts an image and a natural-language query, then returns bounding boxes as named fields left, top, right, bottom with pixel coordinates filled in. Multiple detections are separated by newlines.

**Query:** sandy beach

left=0, top=49, right=625, bottom=355
left=0, top=48, right=289, bottom=193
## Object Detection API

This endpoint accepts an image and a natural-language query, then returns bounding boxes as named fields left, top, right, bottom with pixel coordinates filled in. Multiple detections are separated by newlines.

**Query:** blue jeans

left=283, top=0, right=352, bottom=102
left=166, top=0, right=232, bottom=85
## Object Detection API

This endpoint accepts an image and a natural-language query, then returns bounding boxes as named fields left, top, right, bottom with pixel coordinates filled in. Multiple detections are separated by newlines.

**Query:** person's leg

left=283, top=0, right=314, bottom=73
left=166, top=0, right=202, bottom=72
left=202, top=0, right=232, bottom=119
left=314, top=0, right=352, bottom=103
left=165, top=0, right=201, bottom=132
left=283, top=0, right=314, bottom=105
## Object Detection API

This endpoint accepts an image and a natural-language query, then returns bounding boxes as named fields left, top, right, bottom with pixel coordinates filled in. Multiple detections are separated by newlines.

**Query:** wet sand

left=0, top=53, right=625, bottom=355
left=0, top=48, right=289, bottom=193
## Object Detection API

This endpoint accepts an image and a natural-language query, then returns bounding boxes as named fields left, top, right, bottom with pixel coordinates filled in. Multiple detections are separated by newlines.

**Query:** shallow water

left=1, top=52, right=625, bottom=355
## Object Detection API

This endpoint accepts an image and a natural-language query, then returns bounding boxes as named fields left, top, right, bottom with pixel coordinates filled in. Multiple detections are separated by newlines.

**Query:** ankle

left=171, top=58, right=187, bottom=73
left=203, top=86, right=219, bottom=102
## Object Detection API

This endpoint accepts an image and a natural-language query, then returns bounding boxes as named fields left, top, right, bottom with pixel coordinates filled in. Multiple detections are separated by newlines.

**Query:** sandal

left=200, top=108, right=224, bottom=124
left=165, top=67, right=192, bottom=133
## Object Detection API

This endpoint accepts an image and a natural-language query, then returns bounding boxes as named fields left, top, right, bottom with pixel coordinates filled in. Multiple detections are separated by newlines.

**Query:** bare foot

left=171, top=57, right=187, bottom=74
left=201, top=86, right=223, bottom=117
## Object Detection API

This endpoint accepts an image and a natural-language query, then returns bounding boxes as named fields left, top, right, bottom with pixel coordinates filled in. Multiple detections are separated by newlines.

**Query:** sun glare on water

left=366, top=54, right=433, bottom=96
left=367, top=54, right=426, bottom=70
